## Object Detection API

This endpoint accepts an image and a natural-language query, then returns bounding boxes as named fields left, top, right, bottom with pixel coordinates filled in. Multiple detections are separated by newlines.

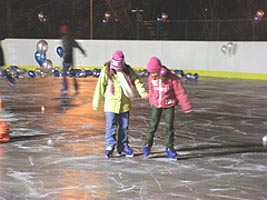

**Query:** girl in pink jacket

left=143, top=57, right=192, bottom=160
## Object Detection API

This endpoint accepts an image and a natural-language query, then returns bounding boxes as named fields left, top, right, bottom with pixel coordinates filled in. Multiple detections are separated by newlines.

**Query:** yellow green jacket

left=92, top=64, right=147, bottom=114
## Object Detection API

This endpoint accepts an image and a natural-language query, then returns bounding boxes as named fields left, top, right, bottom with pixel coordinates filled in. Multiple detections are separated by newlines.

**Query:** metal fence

left=137, top=19, right=267, bottom=41
left=135, top=19, right=267, bottom=41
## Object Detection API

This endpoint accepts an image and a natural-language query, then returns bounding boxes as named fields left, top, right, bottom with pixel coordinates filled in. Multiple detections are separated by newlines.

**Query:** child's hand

left=141, top=92, right=149, bottom=100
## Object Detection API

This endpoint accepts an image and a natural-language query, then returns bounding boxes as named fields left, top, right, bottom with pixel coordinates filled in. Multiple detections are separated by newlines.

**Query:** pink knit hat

left=109, top=50, right=132, bottom=94
left=147, top=57, right=162, bottom=73
left=110, top=50, right=125, bottom=70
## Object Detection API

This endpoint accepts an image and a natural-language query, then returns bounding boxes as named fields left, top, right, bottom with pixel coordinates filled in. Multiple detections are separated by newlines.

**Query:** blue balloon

left=34, top=51, right=46, bottom=66
left=92, top=69, right=101, bottom=78
left=85, top=70, right=93, bottom=76
left=69, top=69, right=77, bottom=77
left=194, top=73, right=199, bottom=80
left=28, top=70, right=36, bottom=78
left=15, top=72, right=20, bottom=78
left=179, top=70, right=185, bottom=77
left=56, top=46, right=63, bottom=58
left=53, top=69, right=60, bottom=77
left=185, top=73, right=199, bottom=80
left=10, top=65, right=18, bottom=71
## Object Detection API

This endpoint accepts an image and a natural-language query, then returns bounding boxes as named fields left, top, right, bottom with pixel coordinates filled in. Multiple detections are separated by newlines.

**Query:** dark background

left=1, top=0, right=267, bottom=41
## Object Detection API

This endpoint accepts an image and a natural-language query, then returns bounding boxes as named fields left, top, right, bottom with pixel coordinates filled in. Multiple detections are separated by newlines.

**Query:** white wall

left=2, top=39, right=267, bottom=74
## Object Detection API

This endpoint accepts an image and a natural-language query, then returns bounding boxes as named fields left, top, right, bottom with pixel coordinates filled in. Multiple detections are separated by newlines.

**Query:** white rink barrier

left=2, top=39, right=267, bottom=79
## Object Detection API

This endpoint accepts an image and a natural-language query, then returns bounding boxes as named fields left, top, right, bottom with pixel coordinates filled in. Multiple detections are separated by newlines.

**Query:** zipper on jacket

left=158, top=79, right=162, bottom=107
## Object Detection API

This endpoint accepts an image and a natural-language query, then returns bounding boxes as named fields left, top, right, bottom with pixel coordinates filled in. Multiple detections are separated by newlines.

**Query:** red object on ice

left=0, top=119, right=10, bottom=143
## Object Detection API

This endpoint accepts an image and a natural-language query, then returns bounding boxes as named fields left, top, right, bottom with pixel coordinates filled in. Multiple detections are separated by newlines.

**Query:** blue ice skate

left=143, top=144, right=150, bottom=158
left=124, top=146, right=134, bottom=157
left=61, top=88, right=68, bottom=94
left=166, top=148, right=177, bottom=160
left=105, top=146, right=114, bottom=158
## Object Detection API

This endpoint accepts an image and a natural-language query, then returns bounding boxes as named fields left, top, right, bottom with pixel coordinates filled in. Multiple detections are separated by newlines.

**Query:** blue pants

left=105, top=111, right=129, bottom=152
left=62, top=61, right=78, bottom=91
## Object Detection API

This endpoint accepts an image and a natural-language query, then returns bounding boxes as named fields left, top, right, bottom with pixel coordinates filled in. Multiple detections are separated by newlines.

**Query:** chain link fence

left=137, top=19, right=267, bottom=41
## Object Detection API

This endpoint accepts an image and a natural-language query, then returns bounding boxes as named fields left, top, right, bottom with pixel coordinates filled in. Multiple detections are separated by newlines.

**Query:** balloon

left=69, top=69, right=77, bottom=77
left=174, top=69, right=185, bottom=77
left=15, top=72, right=21, bottom=79
left=194, top=73, right=199, bottom=80
left=10, top=65, right=18, bottom=71
left=35, top=69, right=42, bottom=76
left=75, top=69, right=82, bottom=74
left=221, top=45, right=227, bottom=54
left=41, top=59, right=53, bottom=73
left=138, top=70, right=149, bottom=77
left=56, top=46, right=63, bottom=58
left=184, top=72, right=199, bottom=80
left=16, top=68, right=26, bottom=75
left=40, top=71, right=47, bottom=78
left=185, top=73, right=193, bottom=80
left=78, top=70, right=86, bottom=78
left=28, top=70, right=36, bottom=78
left=34, top=51, right=47, bottom=66
left=93, top=69, right=101, bottom=78
left=232, top=44, right=237, bottom=56
left=36, top=40, right=48, bottom=55
left=85, top=70, right=93, bottom=76
left=53, top=69, right=60, bottom=77
left=227, top=42, right=234, bottom=49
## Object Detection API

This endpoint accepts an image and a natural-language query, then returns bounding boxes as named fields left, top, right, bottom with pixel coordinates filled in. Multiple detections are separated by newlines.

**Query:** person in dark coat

left=60, top=25, right=86, bottom=94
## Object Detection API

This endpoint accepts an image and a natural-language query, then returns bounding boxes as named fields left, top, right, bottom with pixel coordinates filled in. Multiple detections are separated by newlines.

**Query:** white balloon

left=227, top=42, right=234, bottom=49
left=36, top=40, right=48, bottom=55
left=42, top=59, right=53, bottom=73
left=232, top=44, right=238, bottom=56
left=221, top=45, right=227, bottom=54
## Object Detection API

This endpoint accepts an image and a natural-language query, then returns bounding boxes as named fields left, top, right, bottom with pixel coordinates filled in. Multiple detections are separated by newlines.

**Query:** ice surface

left=0, top=76, right=266, bottom=200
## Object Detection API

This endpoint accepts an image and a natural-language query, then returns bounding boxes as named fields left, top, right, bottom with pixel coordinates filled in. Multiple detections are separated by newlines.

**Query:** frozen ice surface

left=0, top=76, right=267, bottom=200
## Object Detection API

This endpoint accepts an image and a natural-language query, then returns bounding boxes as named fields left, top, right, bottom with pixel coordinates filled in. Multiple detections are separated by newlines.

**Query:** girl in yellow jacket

left=92, top=50, right=148, bottom=158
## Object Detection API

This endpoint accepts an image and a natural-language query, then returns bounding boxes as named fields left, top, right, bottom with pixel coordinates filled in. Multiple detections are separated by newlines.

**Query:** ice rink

left=0, top=75, right=267, bottom=200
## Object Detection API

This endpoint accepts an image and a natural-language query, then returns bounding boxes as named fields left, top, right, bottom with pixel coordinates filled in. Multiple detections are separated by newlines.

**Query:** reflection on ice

left=0, top=77, right=266, bottom=199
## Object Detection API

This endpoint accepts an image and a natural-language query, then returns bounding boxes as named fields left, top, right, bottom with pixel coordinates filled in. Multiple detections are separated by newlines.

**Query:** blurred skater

left=60, top=24, right=86, bottom=94
left=143, top=57, right=192, bottom=160
left=0, top=34, right=15, bottom=87
left=92, top=50, right=148, bottom=158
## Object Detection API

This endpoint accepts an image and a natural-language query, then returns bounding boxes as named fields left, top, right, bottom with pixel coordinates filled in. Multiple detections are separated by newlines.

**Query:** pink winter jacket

left=148, top=73, right=192, bottom=112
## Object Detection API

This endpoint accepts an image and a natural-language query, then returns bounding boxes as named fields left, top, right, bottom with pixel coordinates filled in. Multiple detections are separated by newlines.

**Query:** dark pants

left=145, top=106, right=175, bottom=148
left=62, top=61, right=78, bottom=91
left=0, top=68, right=15, bottom=87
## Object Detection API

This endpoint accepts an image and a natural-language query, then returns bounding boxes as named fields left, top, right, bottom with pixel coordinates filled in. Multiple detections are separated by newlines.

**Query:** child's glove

left=141, top=92, right=149, bottom=100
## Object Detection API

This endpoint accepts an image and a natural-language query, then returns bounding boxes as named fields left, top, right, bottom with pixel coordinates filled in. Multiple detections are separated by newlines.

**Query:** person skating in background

left=0, top=34, right=15, bottom=87
left=92, top=50, right=148, bottom=158
left=143, top=57, right=192, bottom=160
left=60, top=24, right=86, bottom=94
